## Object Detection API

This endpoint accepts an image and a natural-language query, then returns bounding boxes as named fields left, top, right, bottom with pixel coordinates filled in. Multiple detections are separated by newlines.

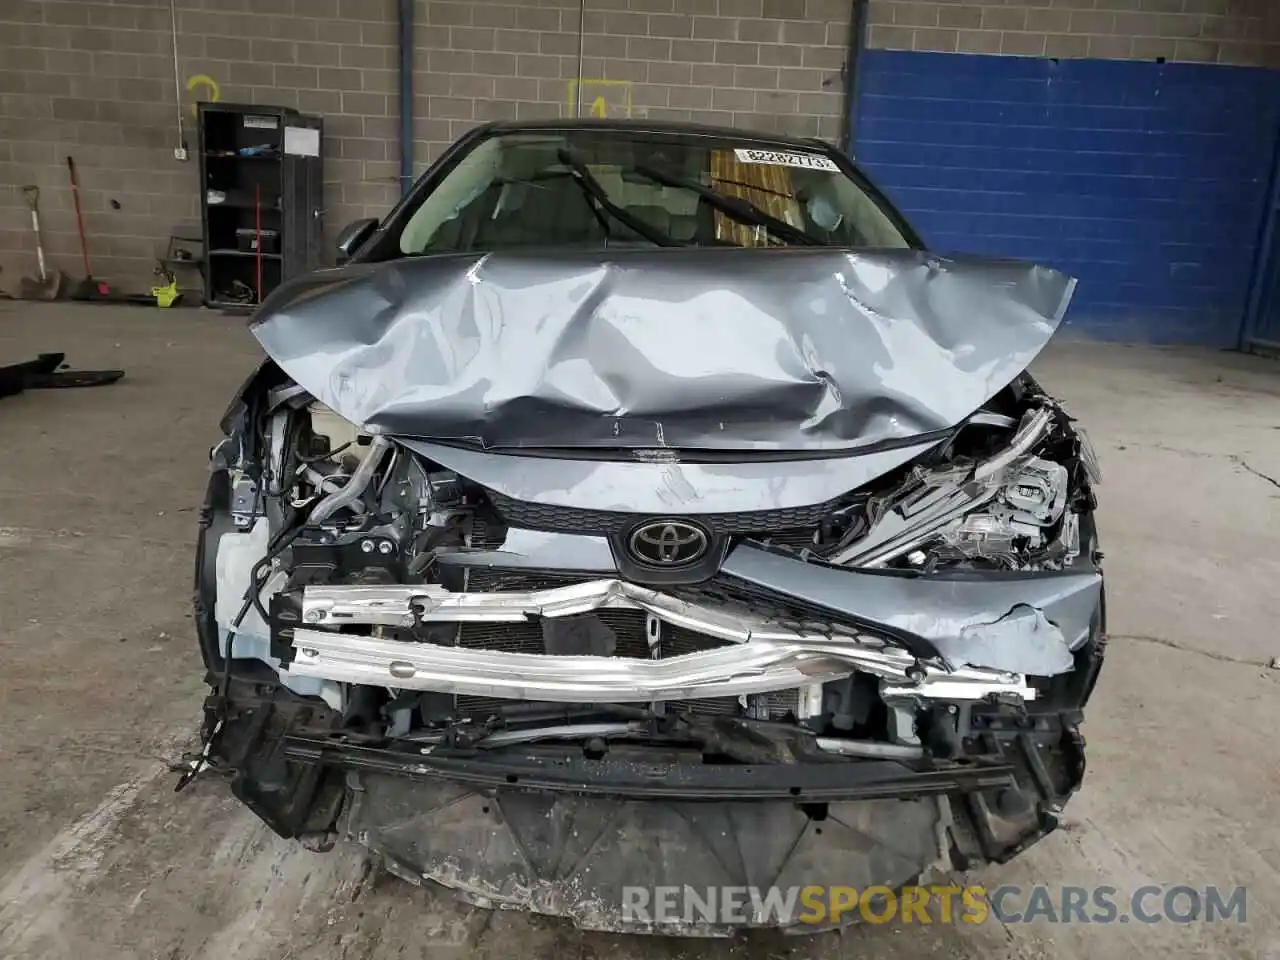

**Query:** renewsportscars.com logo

left=620, top=884, right=1249, bottom=927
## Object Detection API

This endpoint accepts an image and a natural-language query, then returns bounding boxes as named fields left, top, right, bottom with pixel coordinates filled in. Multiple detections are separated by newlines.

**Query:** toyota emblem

left=628, top=520, right=710, bottom=567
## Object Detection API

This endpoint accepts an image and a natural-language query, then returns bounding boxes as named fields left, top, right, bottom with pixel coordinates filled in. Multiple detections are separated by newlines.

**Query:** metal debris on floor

left=0, top=352, right=125, bottom=400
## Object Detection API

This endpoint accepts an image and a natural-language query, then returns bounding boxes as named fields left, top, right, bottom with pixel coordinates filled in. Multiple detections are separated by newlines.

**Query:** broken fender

left=721, top=544, right=1100, bottom=674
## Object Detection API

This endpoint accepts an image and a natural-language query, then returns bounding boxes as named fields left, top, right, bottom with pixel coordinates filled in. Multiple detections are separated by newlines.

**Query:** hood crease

left=251, top=248, right=1075, bottom=452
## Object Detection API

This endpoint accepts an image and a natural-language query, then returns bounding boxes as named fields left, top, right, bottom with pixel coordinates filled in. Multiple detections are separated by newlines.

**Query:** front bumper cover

left=284, top=721, right=1083, bottom=935
left=200, top=675, right=1089, bottom=936
left=345, top=771, right=957, bottom=935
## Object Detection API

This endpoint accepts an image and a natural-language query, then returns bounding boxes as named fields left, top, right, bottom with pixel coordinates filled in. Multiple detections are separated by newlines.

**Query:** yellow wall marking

left=567, top=79, right=632, bottom=118
left=185, top=74, right=221, bottom=118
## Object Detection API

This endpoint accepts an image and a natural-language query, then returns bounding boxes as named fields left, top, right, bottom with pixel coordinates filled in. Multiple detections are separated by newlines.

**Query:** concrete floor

left=0, top=300, right=1278, bottom=960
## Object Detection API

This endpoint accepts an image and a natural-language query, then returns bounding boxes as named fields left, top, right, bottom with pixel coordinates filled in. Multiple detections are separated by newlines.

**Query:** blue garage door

left=852, top=51, right=1280, bottom=347
left=1242, top=131, right=1280, bottom=351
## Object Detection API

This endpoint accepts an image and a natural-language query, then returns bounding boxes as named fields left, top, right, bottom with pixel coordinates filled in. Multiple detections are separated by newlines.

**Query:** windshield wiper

left=703, top=176, right=795, bottom=199
left=631, top=163, right=821, bottom=246
left=556, top=149, right=684, bottom=248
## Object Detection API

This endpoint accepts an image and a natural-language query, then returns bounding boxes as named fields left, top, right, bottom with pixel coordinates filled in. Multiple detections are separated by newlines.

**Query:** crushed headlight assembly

left=822, top=399, right=1097, bottom=574
left=830, top=406, right=1058, bottom=568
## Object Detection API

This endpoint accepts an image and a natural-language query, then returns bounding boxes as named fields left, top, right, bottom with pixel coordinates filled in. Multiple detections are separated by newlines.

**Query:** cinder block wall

left=866, top=0, right=1280, bottom=66
left=0, top=0, right=854, bottom=292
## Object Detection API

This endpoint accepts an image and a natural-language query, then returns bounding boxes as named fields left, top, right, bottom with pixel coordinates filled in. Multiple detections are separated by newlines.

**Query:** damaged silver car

left=188, top=121, right=1104, bottom=934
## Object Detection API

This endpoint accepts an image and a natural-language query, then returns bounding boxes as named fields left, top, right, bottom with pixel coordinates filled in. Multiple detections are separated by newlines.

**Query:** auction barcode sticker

left=733, top=148, right=839, bottom=171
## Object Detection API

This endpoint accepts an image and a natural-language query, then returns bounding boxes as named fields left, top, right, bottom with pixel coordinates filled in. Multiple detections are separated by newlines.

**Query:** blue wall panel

left=853, top=51, right=1280, bottom=346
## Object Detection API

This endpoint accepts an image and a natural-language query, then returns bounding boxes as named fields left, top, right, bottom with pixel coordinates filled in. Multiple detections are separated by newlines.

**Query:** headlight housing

left=831, top=403, right=1091, bottom=572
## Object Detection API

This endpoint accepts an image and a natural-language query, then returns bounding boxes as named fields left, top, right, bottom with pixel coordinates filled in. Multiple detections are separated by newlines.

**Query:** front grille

left=462, top=569, right=593, bottom=592
left=453, top=568, right=735, bottom=662
left=676, top=576, right=886, bottom=645
left=676, top=690, right=799, bottom=719
left=679, top=697, right=740, bottom=717
left=455, top=610, right=736, bottom=660
left=456, top=610, right=652, bottom=657
left=485, top=488, right=848, bottom=535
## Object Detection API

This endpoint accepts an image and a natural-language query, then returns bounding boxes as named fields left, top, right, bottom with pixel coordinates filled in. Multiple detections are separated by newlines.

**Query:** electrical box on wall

left=197, top=102, right=323, bottom=310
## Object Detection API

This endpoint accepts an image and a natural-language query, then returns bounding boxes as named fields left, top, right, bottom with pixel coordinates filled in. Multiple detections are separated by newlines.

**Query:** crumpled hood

left=251, top=247, right=1075, bottom=451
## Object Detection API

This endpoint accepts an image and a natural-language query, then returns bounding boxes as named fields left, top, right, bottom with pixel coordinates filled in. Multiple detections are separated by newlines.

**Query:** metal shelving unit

left=197, top=102, right=323, bottom=310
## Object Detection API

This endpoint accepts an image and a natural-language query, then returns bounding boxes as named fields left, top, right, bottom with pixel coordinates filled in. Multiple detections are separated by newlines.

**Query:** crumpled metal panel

left=251, top=248, right=1075, bottom=451
left=938, top=604, right=1075, bottom=676
left=721, top=544, right=1102, bottom=675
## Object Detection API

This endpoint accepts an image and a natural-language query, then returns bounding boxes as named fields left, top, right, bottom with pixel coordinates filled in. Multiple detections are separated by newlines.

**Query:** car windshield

left=397, top=129, right=912, bottom=254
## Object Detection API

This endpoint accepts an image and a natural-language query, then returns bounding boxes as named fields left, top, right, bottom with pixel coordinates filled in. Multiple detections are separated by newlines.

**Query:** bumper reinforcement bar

left=285, top=625, right=1034, bottom=703
left=285, top=735, right=1017, bottom=802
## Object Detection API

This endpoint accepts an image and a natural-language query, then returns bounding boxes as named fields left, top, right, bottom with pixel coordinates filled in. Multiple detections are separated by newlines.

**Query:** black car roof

left=479, top=118, right=836, bottom=155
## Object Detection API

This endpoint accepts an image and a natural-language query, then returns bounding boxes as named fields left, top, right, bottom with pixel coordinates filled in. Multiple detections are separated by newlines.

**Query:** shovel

left=66, top=157, right=112, bottom=299
left=17, top=186, right=65, bottom=300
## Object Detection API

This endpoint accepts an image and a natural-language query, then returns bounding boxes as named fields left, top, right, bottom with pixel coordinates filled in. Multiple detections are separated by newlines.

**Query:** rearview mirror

left=334, top=218, right=378, bottom=264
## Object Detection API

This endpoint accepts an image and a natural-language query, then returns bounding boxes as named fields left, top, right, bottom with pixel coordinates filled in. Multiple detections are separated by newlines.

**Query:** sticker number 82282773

left=732, top=148, right=839, bottom=171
